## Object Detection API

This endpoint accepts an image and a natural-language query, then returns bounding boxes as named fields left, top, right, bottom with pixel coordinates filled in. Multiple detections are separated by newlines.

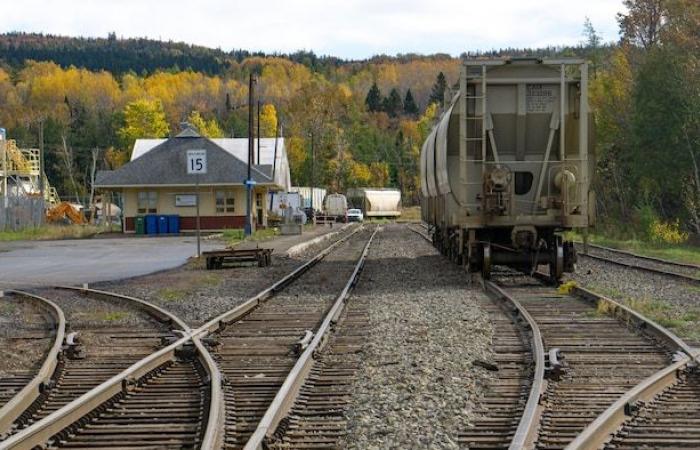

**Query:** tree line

left=0, top=0, right=697, bottom=241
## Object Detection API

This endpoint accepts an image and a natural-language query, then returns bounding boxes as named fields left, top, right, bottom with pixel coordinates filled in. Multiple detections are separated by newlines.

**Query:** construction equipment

left=46, top=202, right=86, bottom=225
left=1, top=138, right=60, bottom=205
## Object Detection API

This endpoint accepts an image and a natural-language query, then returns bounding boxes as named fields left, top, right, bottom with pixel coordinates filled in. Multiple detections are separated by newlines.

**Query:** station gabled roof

left=130, top=135, right=292, bottom=191
left=95, top=131, right=275, bottom=188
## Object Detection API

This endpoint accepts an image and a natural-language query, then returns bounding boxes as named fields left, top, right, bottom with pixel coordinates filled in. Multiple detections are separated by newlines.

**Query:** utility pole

left=257, top=99, right=261, bottom=165
left=245, top=74, right=256, bottom=236
left=310, top=131, right=315, bottom=215
left=39, top=119, right=45, bottom=202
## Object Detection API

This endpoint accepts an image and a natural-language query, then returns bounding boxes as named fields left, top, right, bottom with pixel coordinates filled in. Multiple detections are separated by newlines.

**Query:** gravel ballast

left=570, top=256, right=700, bottom=344
left=0, top=296, right=54, bottom=377
left=346, top=224, right=493, bottom=449
left=93, top=225, right=359, bottom=327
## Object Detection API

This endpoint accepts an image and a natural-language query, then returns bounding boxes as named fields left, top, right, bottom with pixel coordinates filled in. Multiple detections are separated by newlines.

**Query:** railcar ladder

left=465, top=64, right=487, bottom=175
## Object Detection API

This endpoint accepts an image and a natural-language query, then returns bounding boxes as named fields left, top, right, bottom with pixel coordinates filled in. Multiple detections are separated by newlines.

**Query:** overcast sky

left=3, top=0, right=625, bottom=59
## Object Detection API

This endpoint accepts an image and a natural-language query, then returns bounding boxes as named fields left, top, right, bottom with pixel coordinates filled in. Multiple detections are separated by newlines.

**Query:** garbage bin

left=135, top=216, right=145, bottom=235
left=158, top=215, right=169, bottom=234
left=145, top=215, right=158, bottom=235
left=168, top=215, right=180, bottom=234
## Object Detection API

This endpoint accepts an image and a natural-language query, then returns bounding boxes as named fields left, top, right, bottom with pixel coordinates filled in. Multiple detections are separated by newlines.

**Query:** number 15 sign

left=187, top=149, right=207, bottom=175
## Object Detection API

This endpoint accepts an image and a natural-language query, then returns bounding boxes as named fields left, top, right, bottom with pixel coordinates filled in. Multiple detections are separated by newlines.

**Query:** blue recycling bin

left=158, top=215, right=169, bottom=234
left=168, top=215, right=180, bottom=234
left=145, top=215, right=158, bottom=235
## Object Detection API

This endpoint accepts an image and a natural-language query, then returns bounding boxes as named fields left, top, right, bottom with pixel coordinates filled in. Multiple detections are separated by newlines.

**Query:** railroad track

left=206, top=226, right=376, bottom=449
left=0, top=292, right=65, bottom=432
left=0, top=287, right=221, bottom=449
left=577, top=243, right=700, bottom=284
left=412, top=224, right=700, bottom=449
left=1, top=224, right=365, bottom=449
left=410, top=225, right=543, bottom=448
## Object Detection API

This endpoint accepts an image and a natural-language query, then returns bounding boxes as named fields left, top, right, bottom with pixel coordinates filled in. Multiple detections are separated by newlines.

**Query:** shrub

left=649, top=218, right=688, bottom=245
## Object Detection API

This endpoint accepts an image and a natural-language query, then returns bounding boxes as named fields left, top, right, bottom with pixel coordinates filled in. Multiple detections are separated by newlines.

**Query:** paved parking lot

left=0, top=236, right=219, bottom=289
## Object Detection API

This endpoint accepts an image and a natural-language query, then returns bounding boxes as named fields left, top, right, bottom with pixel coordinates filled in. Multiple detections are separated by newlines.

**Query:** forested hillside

left=0, top=0, right=698, bottom=239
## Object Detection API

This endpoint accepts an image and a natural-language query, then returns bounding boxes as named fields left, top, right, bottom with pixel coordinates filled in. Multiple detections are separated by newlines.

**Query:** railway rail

left=0, top=292, right=65, bottom=436
left=1, top=224, right=367, bottom=449
left=578, top=242, right=700, bottom=284
left=5, top=223, right=698, bottom=449
left=0, top=287, right=221, bottom=449
left=410, top=225, right=545, bottom=449
left=413, top=223, right=700, bottom=449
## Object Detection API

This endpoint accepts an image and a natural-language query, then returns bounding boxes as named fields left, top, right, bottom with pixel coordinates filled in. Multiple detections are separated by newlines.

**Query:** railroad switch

left=161, top=330, right=187, bottom=346
left=201, top=336, right=220, bottom=348
left=544, top=348, right=564, bottom=380
left=294, top=330, right=314, bottom=355
left=175, top=341, right=197, bottom=361
left=64, top=331, right=85, bottom=360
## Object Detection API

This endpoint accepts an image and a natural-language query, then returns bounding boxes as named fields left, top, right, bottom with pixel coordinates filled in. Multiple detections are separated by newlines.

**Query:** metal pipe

left=257, top=99, right=261, bottom=165
left=579, top=63, right=589, bottom=221
left=272, top=121, right=279, bottom=183
left=559, top=64, right=566, bottom=161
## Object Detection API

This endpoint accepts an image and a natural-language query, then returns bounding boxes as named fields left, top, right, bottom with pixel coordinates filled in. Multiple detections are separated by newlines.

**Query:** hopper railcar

left=420, top=58, right=595, bottom=281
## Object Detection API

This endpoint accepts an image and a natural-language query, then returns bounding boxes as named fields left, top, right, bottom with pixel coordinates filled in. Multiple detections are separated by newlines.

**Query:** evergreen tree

left=582, top=17, right=601, bottom=48
left=382, top=88, right=403, bottom=117
left=365, top=82, right=382, bottom=112
left=403, top=89, right=419, bottom=115
left=429, top=72, right=447, bottom=106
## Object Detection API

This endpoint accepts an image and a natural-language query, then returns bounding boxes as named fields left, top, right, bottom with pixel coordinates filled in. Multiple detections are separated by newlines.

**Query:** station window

left=215, top=191, right=235, bottom=213
left=137, top=191, right=158, bottom=214
left=514, top=172, right=534, bottom=195
left=256, top=193, right=263, bottom=208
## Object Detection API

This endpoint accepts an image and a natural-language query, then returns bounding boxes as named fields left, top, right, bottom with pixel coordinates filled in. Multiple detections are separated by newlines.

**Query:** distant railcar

left=347, top=188, right=401, bottom=218
left=420, top=57, right=595, bottom=281
left=323, top=193, right=348, bottom=220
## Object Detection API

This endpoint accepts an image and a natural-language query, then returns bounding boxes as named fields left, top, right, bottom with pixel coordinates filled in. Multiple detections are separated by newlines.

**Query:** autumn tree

left=617, top=0, right=666, bottom=49
left=403, top=89, right=419, bottom=115
left=187, top=111, right=224, bottom=138
left=258, top=103, right=278, bottom=137
left=118, top=99, right=169, bottom=150
left=365, top=82, right=382, bottom=112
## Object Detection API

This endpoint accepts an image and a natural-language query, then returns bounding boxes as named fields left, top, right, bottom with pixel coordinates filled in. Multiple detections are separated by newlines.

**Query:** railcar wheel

left=482, top=243, right=492, bottom=279
left=550, top=237, right=564, bottom=284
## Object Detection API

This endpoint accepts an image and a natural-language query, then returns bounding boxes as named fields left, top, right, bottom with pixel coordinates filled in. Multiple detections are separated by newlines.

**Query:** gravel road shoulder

left=345, top=224, right=493, bottom=449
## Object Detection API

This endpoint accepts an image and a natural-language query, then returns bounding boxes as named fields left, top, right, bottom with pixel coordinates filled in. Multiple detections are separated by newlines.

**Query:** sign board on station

left=187, top=149, right=207, bottom=175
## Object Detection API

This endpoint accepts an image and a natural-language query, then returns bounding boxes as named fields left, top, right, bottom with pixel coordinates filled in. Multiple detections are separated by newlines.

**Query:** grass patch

left=102, top=311, right=127, bottom=321
left=0, top=225, right=115, bottom=242
left=156, top=272, right=222, bottom=301
left=222, top=227, right=280, bottom=247
left=157, top=288, right=187, bottom=302
left=567, top=231, right=700, bottom=266
left=587, top=283, right=700, bottom=341
left=396, top=206, right=421, bottom=223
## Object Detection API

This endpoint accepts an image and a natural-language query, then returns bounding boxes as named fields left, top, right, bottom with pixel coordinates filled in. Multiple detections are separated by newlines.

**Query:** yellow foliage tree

left=348, top=160, right=372, bottom=186
left=259, top=103, right=278, bottom=137
left=118, top=99, right=169, bottom=151
left=369, top=162, right=390, bottom=186
left=187, top=111, right=224, bottom=138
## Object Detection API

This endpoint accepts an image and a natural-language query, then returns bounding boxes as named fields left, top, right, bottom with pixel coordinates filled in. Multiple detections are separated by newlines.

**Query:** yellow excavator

left=46, top=202, right=86, bottom=225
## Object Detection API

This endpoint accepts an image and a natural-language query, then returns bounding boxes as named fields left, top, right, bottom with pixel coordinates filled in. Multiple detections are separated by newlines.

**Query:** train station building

left=95, top=127, right=291, bottom=233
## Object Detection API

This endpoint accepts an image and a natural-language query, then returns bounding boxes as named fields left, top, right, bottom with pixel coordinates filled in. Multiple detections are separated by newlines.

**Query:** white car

left=347, top=208, right=364, bottom=222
